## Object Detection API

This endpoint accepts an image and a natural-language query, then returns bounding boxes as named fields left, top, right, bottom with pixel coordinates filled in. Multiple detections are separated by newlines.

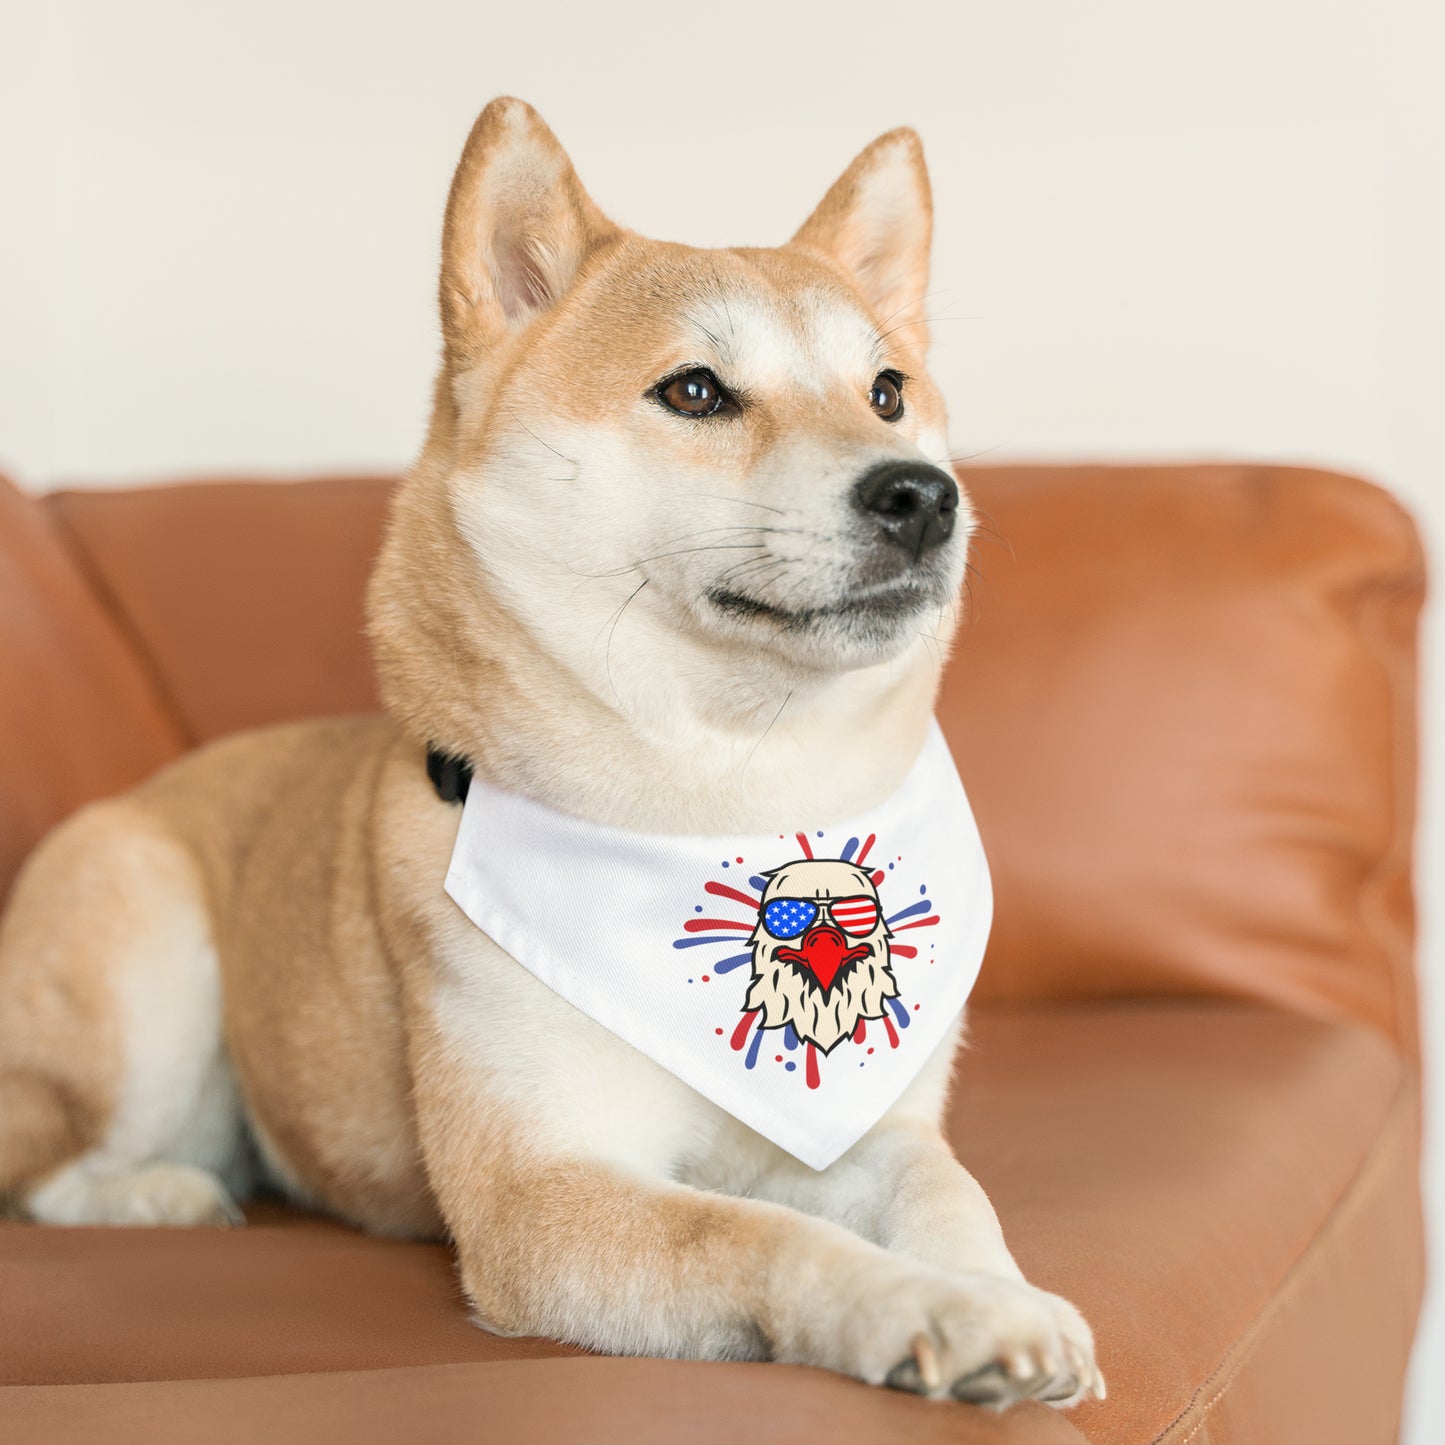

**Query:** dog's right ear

left=439, top=98, right=616, bottom=368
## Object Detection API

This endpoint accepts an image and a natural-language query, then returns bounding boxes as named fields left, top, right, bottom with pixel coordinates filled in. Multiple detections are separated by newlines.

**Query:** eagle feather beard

left=743, top=930, right=900, bottom=1054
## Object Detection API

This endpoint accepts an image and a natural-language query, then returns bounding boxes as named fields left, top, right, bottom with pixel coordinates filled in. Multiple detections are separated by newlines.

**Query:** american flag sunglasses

left=761, top=895, right=880, bottom=940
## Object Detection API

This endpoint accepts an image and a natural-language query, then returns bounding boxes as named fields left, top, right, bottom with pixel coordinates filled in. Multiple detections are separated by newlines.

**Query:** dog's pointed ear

left=440, top=98, right=617, bottom=367
left=791, top=128, right=933, bottom=353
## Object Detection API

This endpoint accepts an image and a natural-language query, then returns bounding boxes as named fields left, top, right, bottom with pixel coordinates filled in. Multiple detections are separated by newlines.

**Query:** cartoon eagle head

left=743, top=858, right=898, bottom=1053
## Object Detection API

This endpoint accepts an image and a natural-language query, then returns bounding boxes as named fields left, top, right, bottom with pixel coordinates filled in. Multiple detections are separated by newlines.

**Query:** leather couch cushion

left=0, top=1002, right=1421, bottom=1444
left=2, top=1359, right=1093, bottom=1445
left=47, top=476, right=390, bottom=744
left=0, top=475, right=182, bottom=902
left=944, top=465, right=1423, bottom=1059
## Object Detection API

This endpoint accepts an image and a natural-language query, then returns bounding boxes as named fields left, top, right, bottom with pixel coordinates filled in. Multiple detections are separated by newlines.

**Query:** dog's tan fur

left=0, top=99, right=1101, bottom=1405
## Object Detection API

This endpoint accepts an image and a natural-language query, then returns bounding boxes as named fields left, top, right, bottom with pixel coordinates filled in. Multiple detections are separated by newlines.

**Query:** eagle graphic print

left=673, top=830, right=941, bottom=1090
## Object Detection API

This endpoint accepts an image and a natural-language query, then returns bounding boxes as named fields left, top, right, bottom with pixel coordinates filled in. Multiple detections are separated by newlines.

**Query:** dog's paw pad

left=951, top=1362, right=1013, bottom=1405
left=886, top=1331, right=941, bottom=1394
left=885, top=1359, right=927, bottom=1395
left=1038, top=1372, right=1080, bottom=1403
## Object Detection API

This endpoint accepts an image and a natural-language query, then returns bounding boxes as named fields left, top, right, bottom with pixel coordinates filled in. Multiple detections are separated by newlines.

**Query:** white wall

left=1, top=0, right=1440, bottom=1433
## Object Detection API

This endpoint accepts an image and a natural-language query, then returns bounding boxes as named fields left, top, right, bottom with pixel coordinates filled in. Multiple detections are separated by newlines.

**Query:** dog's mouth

left=705, top=578, right=937, bottom=629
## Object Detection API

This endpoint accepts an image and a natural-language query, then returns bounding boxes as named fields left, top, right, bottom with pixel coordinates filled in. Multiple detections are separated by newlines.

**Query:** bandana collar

left=443, top=721, right=992, bottom=1169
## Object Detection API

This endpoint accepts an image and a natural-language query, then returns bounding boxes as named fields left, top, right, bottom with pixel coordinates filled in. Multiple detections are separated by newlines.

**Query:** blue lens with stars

left=762, top=897, right=818, bottom=939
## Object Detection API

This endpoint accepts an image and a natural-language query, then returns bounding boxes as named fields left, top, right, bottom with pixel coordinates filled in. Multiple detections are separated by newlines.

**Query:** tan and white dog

left=0, top=98, right=1102, bottom=1408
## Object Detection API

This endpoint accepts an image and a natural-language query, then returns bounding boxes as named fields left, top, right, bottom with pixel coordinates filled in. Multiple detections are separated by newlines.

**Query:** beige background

left=1, top=1, right=1440, bottom=1434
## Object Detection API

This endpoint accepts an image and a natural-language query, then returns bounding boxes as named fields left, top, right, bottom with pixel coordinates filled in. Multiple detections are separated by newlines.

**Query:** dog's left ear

left=791, top=129, right=932, bottom=353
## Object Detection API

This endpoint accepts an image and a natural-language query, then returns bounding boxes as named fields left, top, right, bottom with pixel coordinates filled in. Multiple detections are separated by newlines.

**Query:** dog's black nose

left=853, top=460, right=960, bottom=560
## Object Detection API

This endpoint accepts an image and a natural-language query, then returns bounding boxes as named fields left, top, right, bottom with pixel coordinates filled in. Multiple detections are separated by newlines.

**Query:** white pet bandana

left=443, top=721, right=992, bottom=1170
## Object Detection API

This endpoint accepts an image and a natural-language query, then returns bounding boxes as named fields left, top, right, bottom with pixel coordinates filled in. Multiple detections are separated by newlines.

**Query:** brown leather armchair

left=0, top=462, right=1425, bottom=1445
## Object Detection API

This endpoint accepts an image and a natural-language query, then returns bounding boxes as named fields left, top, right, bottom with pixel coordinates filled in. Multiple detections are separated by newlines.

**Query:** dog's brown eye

left=659, top=369, right=724, bottom=417
left=869, top=371, right=904, bottom=421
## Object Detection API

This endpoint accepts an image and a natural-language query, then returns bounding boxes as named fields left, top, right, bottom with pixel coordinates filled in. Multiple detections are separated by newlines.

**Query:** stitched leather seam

left=1152, top=1073, right=1416, bottom=1444
left=44, top=498, right=197, bottom=750
left=1353, top=557, right=1427, bottom=1067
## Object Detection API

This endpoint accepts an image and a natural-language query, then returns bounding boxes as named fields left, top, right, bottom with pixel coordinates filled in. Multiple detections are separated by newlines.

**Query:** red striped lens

left=829, top=896, right=879, bottom=936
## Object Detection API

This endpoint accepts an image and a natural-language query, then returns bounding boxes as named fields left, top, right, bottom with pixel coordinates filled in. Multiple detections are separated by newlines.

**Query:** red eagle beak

left=775, top=924, right=871, bottom=991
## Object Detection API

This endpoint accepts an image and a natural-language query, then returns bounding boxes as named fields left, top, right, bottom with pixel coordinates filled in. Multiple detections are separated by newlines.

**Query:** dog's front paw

left=831, top=1268, right=1104, bottom=1408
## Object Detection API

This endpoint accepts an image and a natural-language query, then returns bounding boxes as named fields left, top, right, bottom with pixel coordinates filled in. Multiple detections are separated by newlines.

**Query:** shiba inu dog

left=0, top=98, right=1102, bottom=1408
